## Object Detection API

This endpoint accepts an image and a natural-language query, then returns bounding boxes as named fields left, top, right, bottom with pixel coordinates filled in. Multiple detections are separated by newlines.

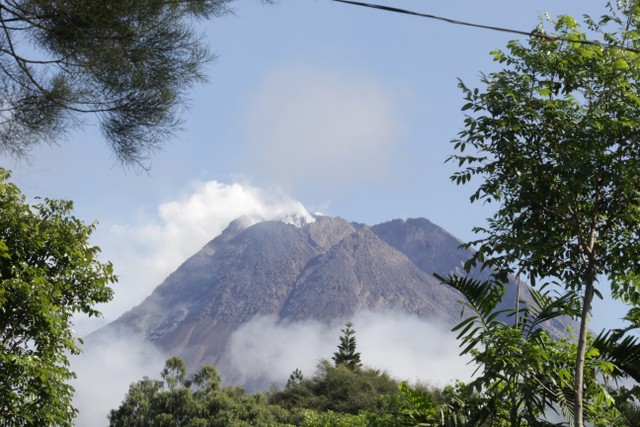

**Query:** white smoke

left=87, top=180, right=315, bottom=325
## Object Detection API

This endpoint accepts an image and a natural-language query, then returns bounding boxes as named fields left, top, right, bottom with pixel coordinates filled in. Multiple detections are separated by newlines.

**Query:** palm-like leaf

left=434, top=273, right=507, bottom=355
left=592, top=328, right=640, bottom=383
left=519, top=284, right=580, bottom=338
left=437, top=272, right=584, bottom=425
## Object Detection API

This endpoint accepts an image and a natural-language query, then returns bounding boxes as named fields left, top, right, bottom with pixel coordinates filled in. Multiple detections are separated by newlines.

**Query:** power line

left=329, top=0, right=640, bottom=54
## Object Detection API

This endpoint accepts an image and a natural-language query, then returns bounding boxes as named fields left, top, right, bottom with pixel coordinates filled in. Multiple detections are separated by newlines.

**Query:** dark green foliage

left=610, top=386, right=640, bottom=427
left=286, top=368, right=304, bottom=387
left=0, top=169, right=116, bottom=426
left=271, top=362, right=452, bottom=427
left=0, top=0, right=241, bottom=164
left=439, top=274, right=563, bottom=425
left=437, top=382, right=492, bottom=427
left=592, top=307, right=640, bottom=384
left=297, top=410, right=371, bottom=427
left=332, top=322, right=362, bottom=370
left=397, top=381, right=438, bottom=425
left=270, top=360, right=399, bottom=416
left=109, top=356, right=294, bottom=427
left=114, top=357, right=462, bottom=427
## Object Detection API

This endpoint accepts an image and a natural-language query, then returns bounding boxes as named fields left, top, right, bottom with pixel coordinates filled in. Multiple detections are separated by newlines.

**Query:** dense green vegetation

left=269, top=360, right=400, bottom=417
left=109, top=318, right=634, bottom=427
left=109, top=356, right=294, bottom=427
left=109, top=356, right=411, bottom=427
left=437, top=275, right=640, bottom=426
left=109, top=324, right=460, bottom=427
left=7, top=1, right=640, bottom=425
left=0, top=169, right=116, bottom=426
left=109, top=315, right=640, bottom=426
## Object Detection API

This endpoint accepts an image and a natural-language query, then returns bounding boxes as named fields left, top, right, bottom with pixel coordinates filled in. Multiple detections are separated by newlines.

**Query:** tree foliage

left=438, top=273, right=638, bottom=426
left=0, top=0, right=241, bottom=164
left=114, top=355, right=462, bottom=427
left=0, top=169, right=116, bottom=426
left=270, top=360, right=399, bottom=416
left=448, top=2, right=640, bottom=425
left=109, top=356, right=294, bottom=427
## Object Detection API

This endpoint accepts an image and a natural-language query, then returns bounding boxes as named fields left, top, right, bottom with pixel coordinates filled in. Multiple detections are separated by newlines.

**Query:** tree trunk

left=573, top=278, right=595, bottom=427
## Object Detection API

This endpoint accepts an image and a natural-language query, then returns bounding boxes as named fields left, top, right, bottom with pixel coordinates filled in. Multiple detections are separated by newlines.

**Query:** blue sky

left=2, top=2, right=625, bottom=334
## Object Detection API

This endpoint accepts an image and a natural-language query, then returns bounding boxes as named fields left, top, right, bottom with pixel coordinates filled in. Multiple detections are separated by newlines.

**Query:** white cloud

left=70, top=330, right=166, bottom=427
left=245, top=63, right=404, bottom=194
left=228, top=311, right=474, bottom=388
left=228, top=316, right=336, bottom=383
left=354, top=311, right=474, bottom=386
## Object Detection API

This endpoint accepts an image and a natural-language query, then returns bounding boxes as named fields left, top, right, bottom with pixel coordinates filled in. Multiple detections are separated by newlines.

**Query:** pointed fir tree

left=286, top=368, right=304, bottom=388
left=332, top=322, right=362, bottom=370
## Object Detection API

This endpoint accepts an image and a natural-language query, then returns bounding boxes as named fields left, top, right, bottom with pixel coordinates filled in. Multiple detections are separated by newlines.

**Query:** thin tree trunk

left=510, top=375, right=519, bottom=427
left=573, top=278, right=595, bottom=427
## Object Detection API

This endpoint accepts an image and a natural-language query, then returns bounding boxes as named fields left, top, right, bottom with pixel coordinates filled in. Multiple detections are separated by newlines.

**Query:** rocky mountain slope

left=100, top=216, right=569, bottom=386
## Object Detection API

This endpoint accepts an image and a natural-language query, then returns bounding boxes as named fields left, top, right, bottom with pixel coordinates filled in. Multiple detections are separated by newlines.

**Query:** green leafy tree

left=438, top=274, right=637, bottom=426
left=591, top=307, right=640, bottom=425
left=332, top=322, right=362, bottom=370
left=609, top=385, right=640, bottom=426
left=0, top=0, right=272, bottom=164
left=397, top=381, right=439, bottom=426
left=437, top=381, right=492, bottom=427
left=110, top=356, right=295, bottom=427
left=0, top=169, right=116, bottom=426
left=448, top=3, right=640, bottom=425
left=396, top=380, right=487, bottom=427
left=438, top=275, right=572, bottom=425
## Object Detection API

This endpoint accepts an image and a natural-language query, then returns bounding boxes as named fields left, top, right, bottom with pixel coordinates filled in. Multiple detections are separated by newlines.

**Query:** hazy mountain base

left=75, top=310, right=475, bottom=427
left=92, top=216, right=573, bottom=392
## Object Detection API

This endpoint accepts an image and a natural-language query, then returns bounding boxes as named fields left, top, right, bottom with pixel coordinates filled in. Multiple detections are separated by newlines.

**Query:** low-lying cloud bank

left=228, top=310, right=474, bottom=388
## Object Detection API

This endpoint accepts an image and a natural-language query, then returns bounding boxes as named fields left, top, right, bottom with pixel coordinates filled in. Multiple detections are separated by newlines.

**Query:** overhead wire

left=329, top=0, right=640, bottom=54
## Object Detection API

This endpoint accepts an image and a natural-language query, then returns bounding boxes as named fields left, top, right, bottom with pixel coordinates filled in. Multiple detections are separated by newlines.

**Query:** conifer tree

left=332, top=322, right=362, bottom=370
left=286, top=368, right=304, bottom=387
left=0, top=0, right=272, bottom=165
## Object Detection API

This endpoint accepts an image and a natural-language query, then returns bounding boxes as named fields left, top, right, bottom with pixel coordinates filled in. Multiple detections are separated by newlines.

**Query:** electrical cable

left=330, top=0, right=640, bottom=54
